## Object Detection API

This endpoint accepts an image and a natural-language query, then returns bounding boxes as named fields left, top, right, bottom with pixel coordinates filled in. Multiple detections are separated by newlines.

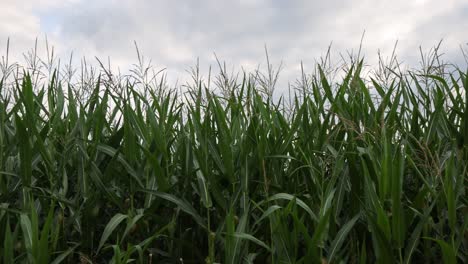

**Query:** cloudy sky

left=1, top=0, right=467, bottom=89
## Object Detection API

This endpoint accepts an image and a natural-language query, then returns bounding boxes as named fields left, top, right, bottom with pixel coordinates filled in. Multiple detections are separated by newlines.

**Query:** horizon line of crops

left=0, top=43, right=467, bottom=263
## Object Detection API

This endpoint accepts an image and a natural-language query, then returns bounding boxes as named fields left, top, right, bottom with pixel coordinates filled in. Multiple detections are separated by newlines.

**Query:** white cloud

left=1, top=0, right=467, bottom=91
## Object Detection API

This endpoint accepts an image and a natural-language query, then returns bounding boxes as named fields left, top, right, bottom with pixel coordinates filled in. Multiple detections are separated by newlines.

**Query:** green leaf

left=20, top=213, right=33, bottom=252
left=139, top=189, right=206, bottom=229
left=328, top=214, right=360, bottom=262
left=196, top=168, right=212, bottom=208
left=121, top=214, right=143, bottom=243
left=3, top=219, right=14, bottom=264
left=426, top=238, right=457, bottom=264
left=50, top=244, right=79, bottom=264
left=15, top=115, right=32, bottom=187
left=97, top=213, right=128, bottom=253
left=266, top=193, right=318, bottom=222
left=232, top=233, right=271, bottom=252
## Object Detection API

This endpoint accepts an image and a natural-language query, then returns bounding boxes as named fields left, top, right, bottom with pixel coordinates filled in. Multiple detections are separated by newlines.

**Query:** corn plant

left=0, top=45, right=467, bottom=263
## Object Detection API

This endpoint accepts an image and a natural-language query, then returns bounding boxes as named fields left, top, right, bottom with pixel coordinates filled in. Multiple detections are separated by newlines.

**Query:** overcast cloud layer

left=1, top=0, right=467, bottom=90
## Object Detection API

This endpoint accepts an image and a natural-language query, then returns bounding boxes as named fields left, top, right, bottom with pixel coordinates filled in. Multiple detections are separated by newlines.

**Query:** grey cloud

left=48, top=0, right=353, bottom=58
left=2, top=0, right=466, bottom=91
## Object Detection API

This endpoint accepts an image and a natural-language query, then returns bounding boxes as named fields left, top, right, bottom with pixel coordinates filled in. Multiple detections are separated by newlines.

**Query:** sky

left=1, top=0, right=467, bottom=91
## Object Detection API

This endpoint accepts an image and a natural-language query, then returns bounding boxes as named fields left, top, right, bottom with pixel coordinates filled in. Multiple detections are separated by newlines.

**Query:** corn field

left=0, top=46, right=467, bottom=263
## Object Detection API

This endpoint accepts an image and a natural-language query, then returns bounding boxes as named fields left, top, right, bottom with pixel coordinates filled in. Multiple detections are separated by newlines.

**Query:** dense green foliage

left=0, top=51, right=467, bottom=263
